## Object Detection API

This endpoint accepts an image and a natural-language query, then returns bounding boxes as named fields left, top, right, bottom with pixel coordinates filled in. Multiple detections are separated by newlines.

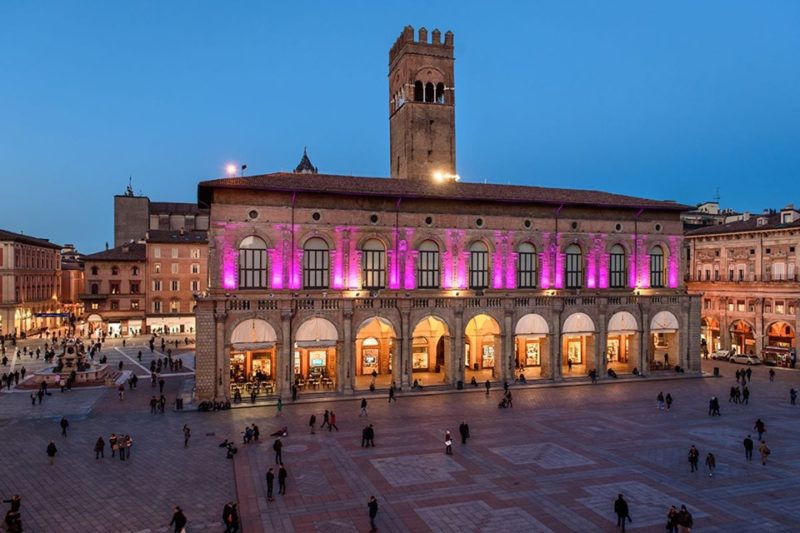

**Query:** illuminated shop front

left=293, top=317, right=338, bottom=391
left=649, top=311, right=680, bottom=369
left=465, top=314, right=500, bottom=380
left=561, top=312, right=596, bottom=375
left=229, top=319, right=277, bottom=396
left=514, top=313, right=550, bottom=379
left=354, top=317, right=395, bottom=389
left=410, top=316, right=449, bottom=383
left=606, top=311, right=638, bottom=373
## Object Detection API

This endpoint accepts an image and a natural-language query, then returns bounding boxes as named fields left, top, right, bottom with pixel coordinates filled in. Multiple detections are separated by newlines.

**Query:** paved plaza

left=1, top=339, right=799, bottom=532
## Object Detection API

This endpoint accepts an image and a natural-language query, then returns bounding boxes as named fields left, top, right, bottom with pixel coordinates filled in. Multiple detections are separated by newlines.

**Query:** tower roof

left=294, top=148, right=318, bottom=174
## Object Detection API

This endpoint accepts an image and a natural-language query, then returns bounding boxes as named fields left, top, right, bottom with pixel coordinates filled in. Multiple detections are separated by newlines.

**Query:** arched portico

left=514, top=313, right=550, bottom=379
left=354, top=317, right=397, bottom=390
left=562, top=312, right=596, bottom=375
left=701, top=316, right=720, bottom=354
left=607, top=311, right=638, bottom=373
left=229, top=318, right=278, bottom=398
left=465, top=314, right=501, bottom=382
left=294, top=317, right=339, bottom=391
left=650, top=311, right=680, bottom=370
left=411, top=316, right=450, bottom=385
left=729, top=319, right=755, bottom=356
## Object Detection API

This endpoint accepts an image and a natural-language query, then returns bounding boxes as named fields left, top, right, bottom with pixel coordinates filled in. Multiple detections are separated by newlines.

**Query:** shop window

left=417, top=240, right=440, bottom=289
left=303, top=237, right=329, bottom=289
left=517, top=243, right=537, bottom=289
left=361, top=239, right=386, bottom=289
left=238, top=236, right=268, bottom=289
left=608, top=244, right=626, bottom=288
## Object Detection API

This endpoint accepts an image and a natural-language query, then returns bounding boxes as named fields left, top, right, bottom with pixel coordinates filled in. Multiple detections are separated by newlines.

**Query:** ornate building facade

left=193, top=27, right=700, bottom=401
left=686, top=204, right=800, bottom=359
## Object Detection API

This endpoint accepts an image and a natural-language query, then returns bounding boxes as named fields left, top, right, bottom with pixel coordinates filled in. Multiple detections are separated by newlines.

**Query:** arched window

left=414, top=81, right=423, bottom=102
left=435, top=82, right=445, bottom=103
left=565, top=244, right=583, bottom=289
left=649, top=245, right=665, bottom=288
left=90, top=266, right=98, bottom=276
left=609, top=244, right=626, bottom=288
left=469, top=242, right=489, bottom=289
left=238, top=236, right=267, bottom=289
left=425, top=82, right=434, bottom=102
left=303, top=237, right=329, bottom=289
left=417, top=240, right=440, bottom=289
left=361, top=239, right=386, bottom=289
left=517, top=243, right=537, bottom=288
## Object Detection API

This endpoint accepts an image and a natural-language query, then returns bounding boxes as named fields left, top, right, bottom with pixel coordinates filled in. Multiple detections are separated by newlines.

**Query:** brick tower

left=389, top=26, right=456, bottom=180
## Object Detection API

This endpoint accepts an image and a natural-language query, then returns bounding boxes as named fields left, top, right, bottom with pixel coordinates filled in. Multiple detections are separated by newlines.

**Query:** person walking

left=666, top=505, right=679, bottom=533
left=309, top=414, right=317, bottom=434
left=321, top=409, right=330, bottom=430
left=746, top=367, right=752, bottom=382
left=705, top=452, right=716, bottom=477
left=791, top=387, right=798, bottom=406
left=273, top=437, right=283, bottom=464
left=505, top=390, right=513, bottom=407
left=445, top=431, right=453, bottom=455
left=169, top=506, right=187, bottom=533
left=360, top=398, right=368, bottom=417
left=665, top=393, right=673, bottom=410
left=159, top=377, right=166, bottom=394
left=743, top=434, right=754, bottom=461
left=613, top=493, right=631, bottom=532
left=278, top=464, right=288, bottom=495
left=109, top=434, right=118, bottom=458
left=388, top=384, right=396, bottom=403
left=688, top=445, right=700, bottom=473
left=758, top=440, right=771, bottom=466
left=459, top=421, right=470, bottom=444
left=361, top=426, right=369, bottom=448
left=59, top=416, right=69, bottom=438
left=754, top=418, right=766, bottom=441
left=276, top=396, right=283, bottom=417
left=742, top=386, right=750, bottom=405
left=183, top=424, right=191, bottom=448
left=329, top=411, right=339, bottom=431
left=266, top=468, right=275, bottom=501
left=676, top=505, right=693, bottom=532
left=657, top=392, right=665, bottom=410
left=365, top=424, right=375, bottom=447
left=367, top=495, right=379, bottom=533
left=94, top=436, right=105, bottom=459
left=769, top=368, right=775, bottom=382
left=485, top=379, right=491, bottom=395
left=46, top=441, right=57, bottom=465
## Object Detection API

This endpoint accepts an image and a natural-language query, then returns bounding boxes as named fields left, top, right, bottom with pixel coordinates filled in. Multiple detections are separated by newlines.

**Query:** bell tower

left=389, top=26, right=456, bottom=180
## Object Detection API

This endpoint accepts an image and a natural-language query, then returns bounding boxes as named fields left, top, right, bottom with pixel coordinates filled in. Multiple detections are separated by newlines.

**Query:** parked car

left=710, top=350, right=732, bottom=361
left=729, top=354, right=762, bottom=365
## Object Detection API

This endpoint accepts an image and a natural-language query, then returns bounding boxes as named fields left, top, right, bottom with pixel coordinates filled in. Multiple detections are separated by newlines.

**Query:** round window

left=248, top=210, right=258, bottom=220
left=425, top=216, right=433, bottom=226
left=655, top=224, right=662, bottom=232
left=571, top=221, right=578, bottom=230
left=370, top=214, right=379, bottom=224
left=615, top=223, right=622, bottom=232
left=476, top=218, right=484, bottom=228
left=524, top=219, right=531, bottom=229
left=312, top=211, right=321, bottom=221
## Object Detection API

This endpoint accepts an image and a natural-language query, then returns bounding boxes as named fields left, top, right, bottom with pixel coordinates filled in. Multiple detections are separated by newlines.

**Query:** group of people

left=656, top=391, right=674, bottom=410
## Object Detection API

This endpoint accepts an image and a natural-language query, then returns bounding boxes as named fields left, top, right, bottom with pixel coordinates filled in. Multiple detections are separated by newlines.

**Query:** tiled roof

left=198, top=173, right=690, bottom=211
left=146, top=229, right=208, bottom=244
left=0, top=229, right=61, bottom=249
left=150, top=201, right=209, bottom=216
left=686, top=214, right=800, bottom=237
left=83, top=243, right=146, bottom=262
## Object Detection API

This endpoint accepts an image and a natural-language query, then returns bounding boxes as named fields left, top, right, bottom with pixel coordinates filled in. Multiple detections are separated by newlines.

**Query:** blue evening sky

left=1, top=1, right=798, bottom=253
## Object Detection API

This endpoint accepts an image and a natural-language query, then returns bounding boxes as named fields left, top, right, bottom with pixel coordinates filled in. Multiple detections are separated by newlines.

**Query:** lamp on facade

left=226, top=164, right=237, bottom=177
left=433, top=171, right=460, bottom=183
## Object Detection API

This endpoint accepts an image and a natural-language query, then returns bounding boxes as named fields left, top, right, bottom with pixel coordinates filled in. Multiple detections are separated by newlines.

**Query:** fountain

left=29, top=336, right=114, bottom=387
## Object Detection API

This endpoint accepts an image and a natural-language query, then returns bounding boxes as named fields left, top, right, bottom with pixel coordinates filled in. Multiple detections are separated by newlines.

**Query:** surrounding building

left=60, top=244, right=85, bottom=324
left=114, top=186, right=209, bottom=247
left=145, top=229, right=208, bottom=334
left=0, top=229, right=63, bottom=336
left=681, top=201, right=744, bottom=231
left=686, top=204, right=800, bottom=359
left=193, top=26, right=700, bottom=402
left=81, top=242, right=146, bottom=337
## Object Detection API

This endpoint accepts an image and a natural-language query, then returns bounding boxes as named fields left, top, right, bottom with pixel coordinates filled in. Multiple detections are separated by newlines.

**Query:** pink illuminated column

left=668, top=236, right=680, bottom=288
left=585, top=235, right=597, bottom=289
left=553, top=235, right=564, bottom=289
left=221, top=240, right=237, bottom=290
left=637, top=237, right=649, bottom=288
left=404, top=250, right=417, bottom=289
left=597, top=236, right=609, bottom=289
left=348, top=246, right=361, bottom=289
left=628, top=235, right=638, bottom=288
left=492, top=231, right=504, bottom=289
left=290, top=249, right=302, bottom=290
left=539, top=232, right=551, bottom=288
left=269, top=248, right=284, bottom=289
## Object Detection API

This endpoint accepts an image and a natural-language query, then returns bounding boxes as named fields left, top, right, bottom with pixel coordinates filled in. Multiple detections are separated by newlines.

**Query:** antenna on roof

left=713, top=187, right=720, bottom=203
left=125, top=176, right=135, bottom=197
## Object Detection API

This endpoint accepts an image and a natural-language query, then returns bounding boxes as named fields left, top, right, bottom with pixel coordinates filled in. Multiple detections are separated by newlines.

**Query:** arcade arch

left=354, top=317, right=397, bottom=390
left=650, top=311, right=680, bottom=369
left=606, top=311, right=638, bottom=373
left=294, top=317, right=338, bottom=391
left=465, top=314, right=501, bottom=381
left=229, top=319, right=278, bottom=397
left=514, top=313, right=549, bottom=379
left=562, top=312, right=596, bottom=375
left=411, top=316, right=450, bottom=385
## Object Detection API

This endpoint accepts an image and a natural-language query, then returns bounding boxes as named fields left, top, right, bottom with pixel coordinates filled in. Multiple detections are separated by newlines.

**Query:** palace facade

left=193, top=26, right=700, bottom=401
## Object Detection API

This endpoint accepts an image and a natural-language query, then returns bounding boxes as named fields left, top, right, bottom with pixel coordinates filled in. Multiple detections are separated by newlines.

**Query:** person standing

left=769, top=368, right=775, bottom=382
left=360, top=398, right=368, bottom=417
left=742, top=386, right=750, bottom=405
left=361, top=426, right=369, bottom=448
left=273, top=437, right=283, bottom=464
left=759, top=441, right=771, bottom=466
left=676, top=505, right=693, bottom=532
left=321, top=410, right=330, bottom=430
left=110, top=434, right=118, bottom=458
left=366, top=424, right=375, bottom=447
left=94, top=436, right=105, bottom=459
left=291, top=384, right=298, bottom=401
left=743, top=434, right=754, bottom=461
left=754, top=418, right=766, bottom=441
left=276, top=396, right=283, bottom=417
left=265, top=468, right=275, bottom=501
left=46, top=441, right=57, bottom=465
left=388, top=384, right=396, bottom=403
left=665, top=393, right=673, bottom=410
left=613, top=493, right=630, bottom=532
left=705, top=452, right=716, bottom=477
left=169, top=506, right=187, bottom=533
left=505, top=390, right=513, bottom=407
left=485, top=379, right=491, bottom=395
left=183, top=424, right=191, bottom=448
left=252, top=423, right=260, bottom=442
left=59, top=417, right=69, bottom=438
left=657, top=392, right=665, bottom=410
left=688, top=445, right=699, bottom=473
left=445, top=431, right=453, bottom=455
left=278, top=464, right=288, bottom=495
left=666, top=505, right=679, bottom=533
left=222, top=501, right=239, bottom=533
left=309, top=413, right=317, bottom=434
left=367, top=495, right=379, bottom=533
left=459, top=421, right=470, bottom=444
left=791, top=387, right=797, bottom=406
left=746, top=367, right=752, bottom=382
left=329, top=411, right=339, bottom=431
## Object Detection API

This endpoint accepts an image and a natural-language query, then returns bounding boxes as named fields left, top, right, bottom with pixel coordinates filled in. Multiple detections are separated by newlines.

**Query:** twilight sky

left=1, top=1, right=798, bottom=253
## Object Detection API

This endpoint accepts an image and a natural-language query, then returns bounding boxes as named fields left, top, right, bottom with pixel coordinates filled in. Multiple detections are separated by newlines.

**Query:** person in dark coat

left=169, top=506, right=187, bottom=532
left=459, top=421, right=470, bottom=444
left=273, top=437, right=283, bottom=464
left=278, top=464, right=288, bottom=495
left=94, top=437, right=105, bottom=459
left=309, top=414, right=317, bottom=434
left=46, top=441, right=57, bottom=465
left=365, top=424, right=375, bottom=447
left=368, top=495, right=379, bottom=533
left=688, top=445, right=700, bottom=472
left=59, top=417, right=69, bottom=437
left=676, top=505, right=693, bottom=531
left=265, top=468, right=275, bottom=501
left=743, top=434, right=754, bottom=460
left=613, top=493, right=630, bottom=531
left=222, top=502, right=239, bottom=533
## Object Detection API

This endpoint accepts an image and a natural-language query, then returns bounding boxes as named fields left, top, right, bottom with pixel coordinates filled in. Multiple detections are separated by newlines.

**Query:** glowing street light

left=226, top=164, right=237, bottom=177
left=432, top=170, right=460, bottom=183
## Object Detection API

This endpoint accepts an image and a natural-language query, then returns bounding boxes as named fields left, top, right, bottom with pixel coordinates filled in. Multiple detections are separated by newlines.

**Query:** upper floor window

left=469, top=242, right=489, bottom=289
left=110, top=282, right=120, bottom=295
left=153, top=247, right=161, bottom=258
left=649, top=245, right=665, bottom=288
left=171, top=248, right=179, bottom=258
left=238, top=236, right=267, bottom=289
left=361, top=239, right=385, bottom=290
left=132, top=266, right=139, bottom=276
left=302, top=237, right=329, bottom=289
left=171, top=263, right=179, bottom=274
left=191, top=263, right=200, bottom=275
left=90, top=283, right=99, bottom=295
left=517, top=243, right=537, bottom=289
left=111, top=266, right=119, bottom=276
left=609, top=244, right=626, bottom=288
left=565, top=244, right=583, bottom=289
left=154, top=263, right=161, bottom=274
left=90, top=266, right=98, bottom=276
left=130, top=282, right=140, bottom=294
left=417, top=240, right=440, bottom=289
left=191, top=248, right=201, bottom=259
